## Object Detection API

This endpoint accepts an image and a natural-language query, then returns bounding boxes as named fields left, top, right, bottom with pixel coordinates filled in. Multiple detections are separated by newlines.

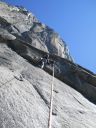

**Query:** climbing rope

left=48, top=64, right=54, bottom=128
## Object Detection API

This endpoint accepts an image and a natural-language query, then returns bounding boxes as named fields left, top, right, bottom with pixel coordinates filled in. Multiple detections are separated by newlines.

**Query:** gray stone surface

left=0, top=1, right=96, bottom=128
left=0, top=1, right=73, bottom=61
left=0, top=27, right=16, bottom=40
left=0, top=43, right=96, bottom=128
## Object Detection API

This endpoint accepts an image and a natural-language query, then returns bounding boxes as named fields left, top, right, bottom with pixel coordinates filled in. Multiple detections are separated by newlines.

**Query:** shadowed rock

left=0, top=1, right=96, bottom=128
left=0, top=28, right=16, bottom=40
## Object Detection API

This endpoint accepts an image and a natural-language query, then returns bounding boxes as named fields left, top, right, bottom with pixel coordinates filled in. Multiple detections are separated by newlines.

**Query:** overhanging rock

left=7, top=37, right=96, bottom=105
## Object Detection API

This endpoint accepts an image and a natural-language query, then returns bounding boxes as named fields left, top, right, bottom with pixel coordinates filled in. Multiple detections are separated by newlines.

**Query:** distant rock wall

left=0, top=1, right=73, bottom=61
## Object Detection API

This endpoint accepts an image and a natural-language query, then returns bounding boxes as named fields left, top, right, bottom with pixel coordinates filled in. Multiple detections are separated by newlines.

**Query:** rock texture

left=0, top=1, right=73, bottom=60
left=0, top=1, right=96, bottom=128
left=0, top=43, right=96, bottom=128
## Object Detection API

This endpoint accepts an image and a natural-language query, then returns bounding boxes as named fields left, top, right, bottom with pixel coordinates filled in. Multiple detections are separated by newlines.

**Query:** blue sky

left=4, top=0, right=96, bottom=73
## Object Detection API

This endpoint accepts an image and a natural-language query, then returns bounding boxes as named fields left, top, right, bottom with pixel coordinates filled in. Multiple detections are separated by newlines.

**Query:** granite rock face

left=0, top=1, right=96, bottom=128
left=0, top=1, right=73, bottom=61
left=0, top=43, right=96, bottom=128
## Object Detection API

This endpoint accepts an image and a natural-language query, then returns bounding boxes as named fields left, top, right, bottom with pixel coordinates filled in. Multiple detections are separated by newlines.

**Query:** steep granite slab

left=0, top=44, right=96, bottom=128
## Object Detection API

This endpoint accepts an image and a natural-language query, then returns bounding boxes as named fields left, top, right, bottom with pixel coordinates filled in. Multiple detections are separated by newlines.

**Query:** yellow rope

left=48, top=64, right=54, bottom=128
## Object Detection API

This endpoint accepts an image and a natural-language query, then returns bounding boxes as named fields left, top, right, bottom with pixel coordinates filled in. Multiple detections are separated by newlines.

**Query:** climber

left=38, top=54, right=54, bottom=69
left=38, top=54, right=49, bottom=69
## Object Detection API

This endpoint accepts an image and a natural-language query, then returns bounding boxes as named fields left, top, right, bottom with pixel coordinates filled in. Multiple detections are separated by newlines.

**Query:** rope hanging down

left=48, top=64, right=54, bottom=128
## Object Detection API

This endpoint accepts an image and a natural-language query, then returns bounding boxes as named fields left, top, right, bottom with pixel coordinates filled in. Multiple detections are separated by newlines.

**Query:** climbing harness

left=48, top=64, right=54, bottom=128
